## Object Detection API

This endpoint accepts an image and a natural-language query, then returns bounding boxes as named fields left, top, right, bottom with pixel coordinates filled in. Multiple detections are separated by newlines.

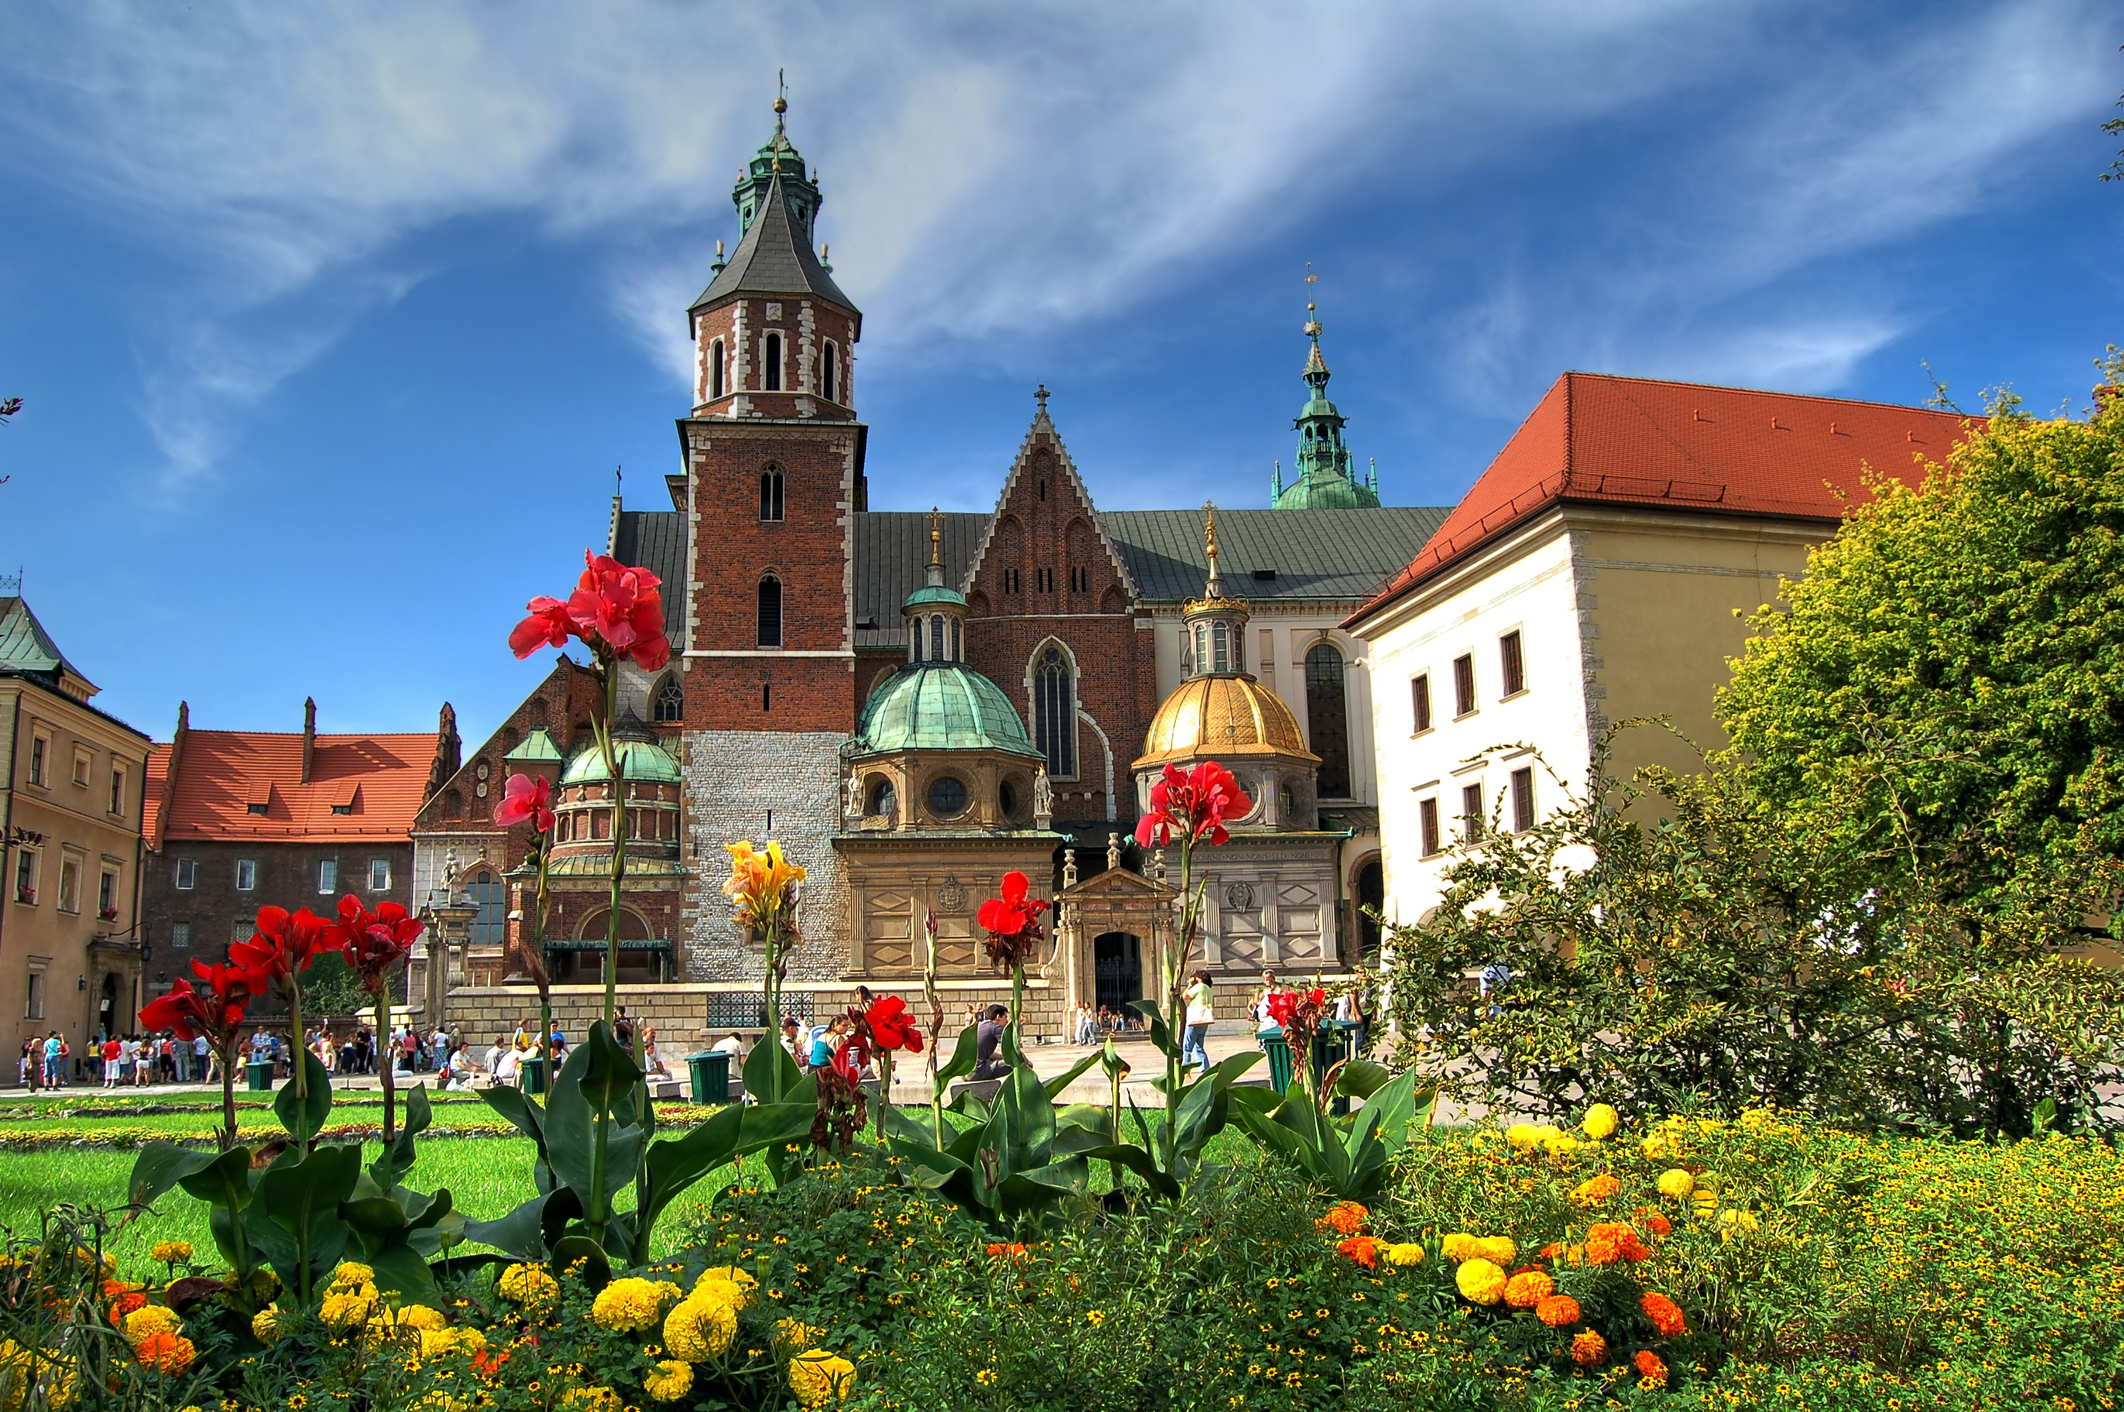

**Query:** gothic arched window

left=1305, top=642, right=1352, bottom=798
left=823, top=341, right=839, bottom=403
left=757, top=575, right=783, bottom=648
left=710, top=339, right=725, bottom=400
left=911, top=617, right=924, bottom=662
left=1033, top=645, right=1076, bottom=779
left=654, top=676, right=684, bottom=723
left=759, top=466, right=784, bottom=522
left=764, top=332, right=783, bottom=391
left=930, top=616, right=946, bottom=661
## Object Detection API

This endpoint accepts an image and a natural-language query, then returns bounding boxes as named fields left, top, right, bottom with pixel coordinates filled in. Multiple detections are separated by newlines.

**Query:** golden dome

left=1133, top=675, right=1319, bottom=772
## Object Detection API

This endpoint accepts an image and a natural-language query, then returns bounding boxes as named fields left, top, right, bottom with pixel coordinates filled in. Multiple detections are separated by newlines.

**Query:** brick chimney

left=153, top=701, right=189, bottom=853
left=301, top=697, right=317, bottom=784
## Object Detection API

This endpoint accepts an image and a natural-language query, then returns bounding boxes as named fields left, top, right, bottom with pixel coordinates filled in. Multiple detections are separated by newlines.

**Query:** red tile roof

left=1347, top=372, right=1982, bottom=628
left=150, top=729, right=439, bottom=843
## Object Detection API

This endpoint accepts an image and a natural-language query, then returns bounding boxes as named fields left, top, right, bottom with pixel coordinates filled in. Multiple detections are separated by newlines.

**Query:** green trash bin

left=1317, top=1021, right=1362, bottom=1116
left=1261, top=1032, right=1294, bottom=1094
left=522, top=1057, right=548, bottom=1096
left=244, top=1061, right=274, bottom=1092
left=685, top=1051, right=731, bottom=1105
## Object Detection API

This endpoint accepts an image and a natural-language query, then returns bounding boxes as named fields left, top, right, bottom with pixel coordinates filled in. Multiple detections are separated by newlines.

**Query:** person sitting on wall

left=641, top=1025, right=671, bottom=1079
left=808, top=1016, right=849, bottom=1071
left=971, top=1005, right=1013, bottom=1082
left=711, top=1030, right=744, bottom=1057
left=780, top=1017, right=805, bottom=1068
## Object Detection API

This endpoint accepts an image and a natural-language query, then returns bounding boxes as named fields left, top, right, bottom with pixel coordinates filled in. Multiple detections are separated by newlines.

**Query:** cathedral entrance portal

left=1093, top=932, right=1142, bottom=1013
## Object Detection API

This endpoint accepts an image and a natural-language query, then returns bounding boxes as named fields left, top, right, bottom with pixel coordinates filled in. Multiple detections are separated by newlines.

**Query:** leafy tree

left=1381, top=730, right=2124, bottom=1138
left=1717, top=357, right=2124, bottom=915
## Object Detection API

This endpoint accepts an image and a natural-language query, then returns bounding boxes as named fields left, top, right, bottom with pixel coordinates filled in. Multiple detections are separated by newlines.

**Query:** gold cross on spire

left=927, top=506, right=943, bottom=569
left=1303, top=261, right=1323, bottom=339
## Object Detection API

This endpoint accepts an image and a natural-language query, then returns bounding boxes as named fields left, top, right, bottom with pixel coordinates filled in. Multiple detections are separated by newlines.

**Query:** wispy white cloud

left=0, top=0, right=2113, bottom=487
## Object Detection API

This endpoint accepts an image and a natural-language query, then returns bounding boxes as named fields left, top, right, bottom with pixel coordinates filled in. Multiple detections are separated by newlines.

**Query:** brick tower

left=673, top=92, right=863, bottom=986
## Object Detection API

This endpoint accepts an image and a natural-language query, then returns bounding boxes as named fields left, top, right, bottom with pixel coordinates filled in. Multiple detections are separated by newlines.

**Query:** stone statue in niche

left=1033, top=767, right=1053, bottom=824
left=844, top=771, right=864, bottom=819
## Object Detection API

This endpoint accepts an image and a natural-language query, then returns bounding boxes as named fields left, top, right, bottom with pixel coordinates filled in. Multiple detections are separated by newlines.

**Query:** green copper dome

left=561, top=738, right=683, bottom=786
left=902, top=584, right=967, bottom=610
left=852, top=663, right=1043, bottom=759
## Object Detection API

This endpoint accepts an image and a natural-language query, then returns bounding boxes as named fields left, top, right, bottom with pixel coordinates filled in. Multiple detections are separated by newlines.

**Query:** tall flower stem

left=1011, top=957, right=1025, bottom=1035
left=924, top=912, right=944, bottom=1150
left=595, top=664, right=628, bottom=1032
left=764, top=920, right=782, bottom=1044
left=533, top=838, right=554, bottom=1101
left=218, top=1041, right=239, bottom=1153
left=375, top=990, right=395, bottom=1144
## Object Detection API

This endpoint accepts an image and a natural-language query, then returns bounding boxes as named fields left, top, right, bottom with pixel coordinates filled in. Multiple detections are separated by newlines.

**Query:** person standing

left=101, top=1034, right=121, bottom=1089
left=44, top=1032, right=65, bottom=1088
left=1182, top=971, right=1216, bottom=1076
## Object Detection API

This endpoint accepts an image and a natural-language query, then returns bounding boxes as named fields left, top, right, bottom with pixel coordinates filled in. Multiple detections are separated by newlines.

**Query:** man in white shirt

left=484, top=1035, right=505, bottom=1078
left=711, top=1031, right=744, bottom=1056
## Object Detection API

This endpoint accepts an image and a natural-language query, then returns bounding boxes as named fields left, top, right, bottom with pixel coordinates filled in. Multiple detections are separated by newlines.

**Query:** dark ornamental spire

left=689, top=86, right=857, bottom=322
left=1273, top=265, right=1379, bottom=510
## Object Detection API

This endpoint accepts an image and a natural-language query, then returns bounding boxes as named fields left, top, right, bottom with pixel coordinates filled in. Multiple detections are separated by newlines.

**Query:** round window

left=998, top=780, right=1018, bottom=819
left=926, top=776, right=968, bottom=818
left=867, top=779, right=897, bottom=818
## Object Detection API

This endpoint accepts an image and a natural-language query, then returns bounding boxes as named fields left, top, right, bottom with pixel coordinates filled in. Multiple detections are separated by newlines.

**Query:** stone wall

left=680, top=729, right=850, bottom=983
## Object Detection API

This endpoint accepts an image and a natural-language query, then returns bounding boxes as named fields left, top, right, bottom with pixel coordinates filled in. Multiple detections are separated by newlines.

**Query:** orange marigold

left=134, top=1331, right=196, bottom=1376
left=1535, top=1294, right=1582, bottom=1327
left=1583, top=1222, right=1651, bottom=1265
left=1641, top=1211, right=1673, bottom=1237
left=1569, top=1173, right=1621, bottom=1206
left=984, top=1242, right=1028, bottom=1261
left=1538, top=1241, right=1567, bottom=1261
left=1570, top=1330, right=1607, bottom=1366
left=1635, top=1349, right=1668, bottom=1385
left=1315, top=1201, right=1368, bottom=1236
left=1640, top=1291, right=1686, bottom=1337
left=1337, top=1236, right=1380, bottom=1269
left=1502, top=1269, right=1554, bottom=1308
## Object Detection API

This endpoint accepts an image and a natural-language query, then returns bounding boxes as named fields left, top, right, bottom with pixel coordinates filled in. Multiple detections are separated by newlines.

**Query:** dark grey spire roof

left=689, top=173, right=856, bottom=316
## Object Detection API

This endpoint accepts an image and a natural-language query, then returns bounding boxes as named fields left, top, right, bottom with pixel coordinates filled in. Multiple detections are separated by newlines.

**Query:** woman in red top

left=101, top=1036, right=122, bottom=1089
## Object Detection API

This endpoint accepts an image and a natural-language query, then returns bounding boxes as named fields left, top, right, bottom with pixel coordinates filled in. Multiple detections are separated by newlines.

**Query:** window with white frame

left=1418, top=798, right=1441, bottom=857
left=1453, top=654, right=1476, bottom=716
left=27, top=733, right=47, bottom=787
left=174, top=858, right=197, bottom=891
left=368, top=858, right=391, bottom=892
left=319, top=859, right=337, bottom=893
left=13, top=848, right=37, bottom=903
left=1461, top=782, right=1485, bottom=841
left=24, top=970, right=43, bottom=1020
left=97, top=868, right=118, bottom=918
left=1500, top=630, right=1527, bottom=697
left=236, top=859, right=257, bottom=892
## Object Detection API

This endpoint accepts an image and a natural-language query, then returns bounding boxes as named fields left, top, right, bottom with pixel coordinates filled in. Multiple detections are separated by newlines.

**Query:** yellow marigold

left=1474, top=1236, right=1517, bottom=1265
left=1502, top=1269, right=1554, bottom=1309
left=1383, top=1242, right=1425, bottom=1267
left=1570, top=1330, right=1607, bottom=1366
left=1439, top=1233, right=1478, bottom=1262
left=644, top=1359, right=694, bottom=1402
left=1502, top=1122, right=1553, bottom=1150
left=1314, top=1200, right=1368, bottom=1236
left=1570, top=1173, right=1621, bottom=1206
left=1719, top=1208, right=1760, bottom=1234
left=693, top=1264, right=760, bottom=1304
left=663, top=1295, right=737, bottom=1361
left=122, top=1305, right=182, bottom=1343
left=1454, top=1257, right=1507, bottom=1305
left=788, top=1349, right=857, bottom=1409
left=320, top=1286, right=377, bottom=1333
left=497, top=1263, right=559, bottom=1313
left=591, top=1277, right=674, bottom=1333
left=1640, top=1134, right=1669, bottom=1160
left=329, top=1262, right=376, bottom=1290
left=559, top=1388, right=623, bottom=1412
left=133, top=1331, right=196, bottom=1376
left=1657, top=1168, right=1696, bottom=1199
left=251, top=1308, right=282, bottom=1344
left=401, top=1305, right=447, bottom=1333
left=1580, top=1103, right=1619, bottom=1140
left=149, top=1241, right=193, bottom=1265
left=775, top=1317, right=823, bottom=1351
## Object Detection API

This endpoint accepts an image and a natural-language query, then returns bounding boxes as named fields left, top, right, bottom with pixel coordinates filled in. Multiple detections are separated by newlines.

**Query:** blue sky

left=1, top=0, right=2119, bottom=745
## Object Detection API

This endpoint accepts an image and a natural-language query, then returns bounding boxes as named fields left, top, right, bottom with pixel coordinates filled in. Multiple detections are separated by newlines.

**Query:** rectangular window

left=170, top=922, right=191, bottom=950
left=1511, top=767, right=1536, bottom=833
left=236, top=859, right=257, bottom=892
left=57, top=857, right=80, bottom=912
left=97, top=869, right=118, bottom=917
left=24, top=971, right=42, bottom=1021
left=232, top=918, right=253, bottom=944
left=1462, top=783, right=1485, bottom=841
left=27, top=735, right=46, bottom=786
left=109, top=765, right=127, bottom=816
left=1453, top=655, right=1476, bottom=716
left=174, top=858, right=197, bottom=891
left=72, top=749, right=90, bottom=787
left=1500, top=630, right=1526, bottom=697
left=1418, top=798, right=1441, bottom=857
left=318, top=859, right=337, bottom=893
left=1411, top=674, right=1432, bottom=733
left=1003, top=568, right=1021, bottom=595
left=368, top=859, right=391, bottom=892
left=13, top=849, right=36, bottom=903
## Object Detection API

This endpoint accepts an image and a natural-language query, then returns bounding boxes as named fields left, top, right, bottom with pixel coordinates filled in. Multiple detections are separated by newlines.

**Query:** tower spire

left=1274, top=261, right=1379, bottom=510
left=1203, top=501, right=1222, bottom=599
left=925, top=506, right=944, bottom=587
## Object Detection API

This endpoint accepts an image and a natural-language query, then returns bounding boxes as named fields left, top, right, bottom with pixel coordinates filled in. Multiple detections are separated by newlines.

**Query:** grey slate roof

left=1104, top=508, right=1449, bottom=603
left=611, top=511, right=691, bottom=647
left=689, top=174, right=855, bottom=314
left=616, top=505, right=1449, bottom=654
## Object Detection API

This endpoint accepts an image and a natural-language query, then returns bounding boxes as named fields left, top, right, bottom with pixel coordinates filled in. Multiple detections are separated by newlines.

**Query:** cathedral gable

left=961, top=406, right=1138, bottom=611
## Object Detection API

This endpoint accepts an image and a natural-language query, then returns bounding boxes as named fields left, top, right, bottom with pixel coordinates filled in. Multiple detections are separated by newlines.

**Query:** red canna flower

left=862, top=995, right=925, bottom=1055
left=229, top=906, right=336, bottom=992
left=491, top=773, right=556, bottom=833
left=976, top=871, right=1050, bottom=971
left=335, top=895, right=426, bottom=994
left=508, top=596, right=574, bottom=658
left=139, top=960, right=266, bottom=1053
left=1264, top=986, right=1325, bottom=1032
left=1133, top=760, right=1250, bottom=850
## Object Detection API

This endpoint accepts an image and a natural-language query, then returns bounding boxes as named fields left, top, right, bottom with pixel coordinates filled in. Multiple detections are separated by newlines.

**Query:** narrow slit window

left=1453, top=654, right=1476, bottom=716
left=763, top=332, right=783, bottom=391
left=930, top=616, right=946, bottom=660
left=710, top=339, right=726, bottom=399
left=759, top=467, right=784, bottom=521
left=823, top=342, right=839, bottom=402
left=1511, top=766, right=1535, bottom=833
left=1462, top=783, right=1484, bottom=841
left=1419, top=798, right=1441, bottom=857
left=1411, top=674, right=1432, bottom=733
